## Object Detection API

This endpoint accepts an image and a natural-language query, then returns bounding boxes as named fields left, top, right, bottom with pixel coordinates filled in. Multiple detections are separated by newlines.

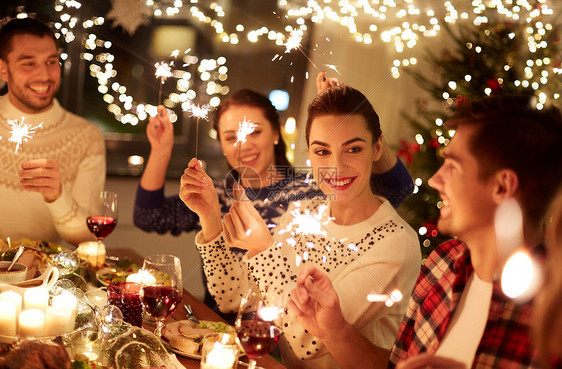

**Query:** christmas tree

left=398, top=9, right=560, bottom=259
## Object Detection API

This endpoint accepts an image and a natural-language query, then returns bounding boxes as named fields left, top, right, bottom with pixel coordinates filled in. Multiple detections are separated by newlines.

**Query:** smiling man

left=0, top=17, right=105, bottom=245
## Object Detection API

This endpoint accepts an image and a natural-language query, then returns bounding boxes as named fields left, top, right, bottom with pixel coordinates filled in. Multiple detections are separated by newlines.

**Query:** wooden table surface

left=109, top=248, right=286, bottom=369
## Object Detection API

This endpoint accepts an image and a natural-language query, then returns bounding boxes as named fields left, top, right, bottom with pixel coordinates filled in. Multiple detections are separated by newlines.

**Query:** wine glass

left=139, top=254, right=183, bottom=338
left=235, top=286, right=284, bottom=369
left=86, top=190, right=118, bottom=265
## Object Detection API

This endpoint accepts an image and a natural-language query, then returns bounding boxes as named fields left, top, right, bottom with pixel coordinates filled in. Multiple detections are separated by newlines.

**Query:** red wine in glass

left=237, top=320, right=283, bottom=359
left=86, top=216, right=117, bottom=239
left=141, top=285, right=182, bottom=320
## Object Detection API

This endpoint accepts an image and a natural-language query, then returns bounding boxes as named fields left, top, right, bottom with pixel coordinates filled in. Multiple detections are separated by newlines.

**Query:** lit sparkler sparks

left=6, top=117, right=43, bottom=154
left=324, top=64, right=341, bottom=75
left=234, top=117, right=257, bottom=184
left=189, top=103, right=212, bottom=159
left=284, top=31, right=303, bottom=54
left=154, top=61, right=174, bottom=104
left=235, top=117, right=257, bottom=146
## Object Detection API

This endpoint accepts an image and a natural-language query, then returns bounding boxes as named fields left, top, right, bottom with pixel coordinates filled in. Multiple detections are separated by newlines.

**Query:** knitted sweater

left=0, top=95, right=106, bottom=245
left=196, top=199, right=421, bottom=369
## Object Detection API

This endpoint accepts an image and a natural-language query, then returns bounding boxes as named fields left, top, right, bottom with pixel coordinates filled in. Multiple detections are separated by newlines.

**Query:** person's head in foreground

left=429, top=94, right=562, bottom=247
left=0, top=17, right=60, bottom=114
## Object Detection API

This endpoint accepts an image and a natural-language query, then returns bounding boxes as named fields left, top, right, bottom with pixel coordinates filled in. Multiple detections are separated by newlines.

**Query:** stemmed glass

left=235, top=286, right=284, bottom=369
left=139, top=254, right=183, bottom=338
left=86, top=190, right=118, bottom=263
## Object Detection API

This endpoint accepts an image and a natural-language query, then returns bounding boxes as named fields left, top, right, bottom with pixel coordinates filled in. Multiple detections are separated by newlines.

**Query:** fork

left=183, top=304, right=200, bottom=324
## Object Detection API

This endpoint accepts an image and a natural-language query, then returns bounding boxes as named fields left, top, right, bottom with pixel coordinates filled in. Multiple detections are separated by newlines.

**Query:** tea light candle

left=19, top=309, right=45, bottom=337
left=0, top=301, right=17, bottom=336
left=76, top=241, right=106, bottom=267
left=0, top=290, right=22, bottom=315
left=126, top=270, right=156, bottom=285
left=24, top=287, right=49, bottom=311
left=202, top=344, right=237, bottom=369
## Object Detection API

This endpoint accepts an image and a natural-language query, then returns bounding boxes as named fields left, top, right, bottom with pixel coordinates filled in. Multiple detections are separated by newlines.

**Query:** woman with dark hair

left=134, top=73, right=413, bottom=236
left=183, top=85, right=421, bottom=368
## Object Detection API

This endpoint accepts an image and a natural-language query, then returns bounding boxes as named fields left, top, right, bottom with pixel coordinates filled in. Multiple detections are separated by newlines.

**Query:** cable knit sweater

left=196, top=198, right=421, bottom=369
left=0, top=95, right=106, bottom=245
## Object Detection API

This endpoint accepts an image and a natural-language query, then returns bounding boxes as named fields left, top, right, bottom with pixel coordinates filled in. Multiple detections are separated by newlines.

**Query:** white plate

left=161, top=320, right=239, bottom=359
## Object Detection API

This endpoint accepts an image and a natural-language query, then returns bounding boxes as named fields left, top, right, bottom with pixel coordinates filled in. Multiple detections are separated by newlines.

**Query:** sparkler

left=6, top=117, right=43, bottom=154
left=154, top=61, right=173, bottom=105
left=188, top=103, right=212, bottom=159
left=234, top=117, right=257, bottom=184
left=279, top=30, right=319, bottom=74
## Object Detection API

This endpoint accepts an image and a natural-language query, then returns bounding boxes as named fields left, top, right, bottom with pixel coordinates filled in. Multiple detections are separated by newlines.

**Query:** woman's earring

left=274, top=139, right=279, bottom=145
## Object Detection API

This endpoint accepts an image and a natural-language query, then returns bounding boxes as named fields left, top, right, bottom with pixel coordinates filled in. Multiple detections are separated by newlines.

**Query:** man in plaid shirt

left=288, top=95, right=562, bottom=368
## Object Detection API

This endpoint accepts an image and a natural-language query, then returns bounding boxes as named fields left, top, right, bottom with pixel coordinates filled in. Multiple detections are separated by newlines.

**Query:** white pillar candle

left=0, top=290, right=22, bottom=315
left=45, top=306, right=72, bottom=336
left=76, top=241, right=106, bottom=267
left=51, top=293, right=77, bottom=331
left=0, top=301, right=17, bottom=336
left=19, top=309, right=45, bottom=337
left=24, top=287, right=49, bottom=311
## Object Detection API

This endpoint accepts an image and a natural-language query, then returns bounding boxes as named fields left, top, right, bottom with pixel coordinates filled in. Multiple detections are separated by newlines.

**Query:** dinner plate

left=95, top=258, right=140, bottom=286
left=161, top=320, right=238, bottom=359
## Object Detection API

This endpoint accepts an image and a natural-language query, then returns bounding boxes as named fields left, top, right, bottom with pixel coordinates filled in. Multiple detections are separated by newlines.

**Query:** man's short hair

left=447, top=95, right=562, bottom=226
left=0, top=18, right=57, bottom=60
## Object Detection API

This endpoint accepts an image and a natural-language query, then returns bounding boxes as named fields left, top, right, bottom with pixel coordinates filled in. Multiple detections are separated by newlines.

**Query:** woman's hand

left=316, top=71, right=341, bottom=94
left=222, top=184, right=273, bottom=255
left=147, top=105, right=174, bottom=156
left=179, top=158, right=221, bottom=241
left=288, top=264, right=347, bottom=340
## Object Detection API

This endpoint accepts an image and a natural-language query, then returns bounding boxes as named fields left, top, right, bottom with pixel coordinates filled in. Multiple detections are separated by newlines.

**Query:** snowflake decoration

left=6, top=117, right=43, bottom=154
left=106, top=0, right=151, bottom=36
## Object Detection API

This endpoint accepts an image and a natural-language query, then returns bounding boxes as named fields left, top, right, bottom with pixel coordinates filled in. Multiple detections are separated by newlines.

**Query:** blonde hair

left=533, top=189, right=562, bottom=367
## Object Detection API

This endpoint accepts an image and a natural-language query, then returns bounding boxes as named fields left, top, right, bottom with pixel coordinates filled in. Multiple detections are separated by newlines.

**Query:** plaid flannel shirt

left=388, top=239, right=540, bottom=369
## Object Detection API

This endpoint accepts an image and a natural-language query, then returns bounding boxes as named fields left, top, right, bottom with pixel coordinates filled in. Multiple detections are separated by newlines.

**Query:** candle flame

left=7, top=117, right=43, bottom=154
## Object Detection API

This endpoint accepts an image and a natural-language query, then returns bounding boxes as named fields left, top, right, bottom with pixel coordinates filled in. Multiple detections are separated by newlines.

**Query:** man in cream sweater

left=0, top=17, right=105, bottom=245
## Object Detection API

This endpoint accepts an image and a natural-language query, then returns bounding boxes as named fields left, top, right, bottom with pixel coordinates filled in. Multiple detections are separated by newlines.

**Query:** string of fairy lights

left=23, top=0, right=560, bottom=127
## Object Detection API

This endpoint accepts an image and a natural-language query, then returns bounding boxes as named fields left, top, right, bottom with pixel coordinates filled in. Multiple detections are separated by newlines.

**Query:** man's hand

left=19, top=159, right=62, bottom=203
left=396, top=353, right=467, bottom=369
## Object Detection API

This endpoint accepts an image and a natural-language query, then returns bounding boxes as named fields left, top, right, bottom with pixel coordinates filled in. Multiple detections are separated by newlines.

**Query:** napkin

left=167, top=353, right=186, bottom=369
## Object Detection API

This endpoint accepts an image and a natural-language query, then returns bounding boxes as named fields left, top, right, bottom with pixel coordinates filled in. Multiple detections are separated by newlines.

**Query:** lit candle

left=19, top=309, right=45, bottom=337
left=24, top=287, right=49, bottom=311
left=52, top=292, right=77, bottom=331
left=45, top=305, right=72, bottom=336
left=202, top=344, right=237, bottom=369
left=76, top=241, right=106, bottom=267
left=0, top=301, right=17, bottom=336
left=0, top=290, right=22, bottom=315
left=126, top=270, right=156, bottom=285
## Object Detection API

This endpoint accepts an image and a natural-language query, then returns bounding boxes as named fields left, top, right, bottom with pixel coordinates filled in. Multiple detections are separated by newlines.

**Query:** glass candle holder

left=201, top=333, right=240, bottom=369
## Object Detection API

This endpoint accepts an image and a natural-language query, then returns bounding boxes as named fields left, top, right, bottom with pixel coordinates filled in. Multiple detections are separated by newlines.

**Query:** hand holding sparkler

left=179, top=158, right=222, bottom=242
left=18, top=159, right=62, bottom=203
left=316, top=71, right=341, bottom=94
left=288, top=264, right=347, bottom=340
left=222, top=184, right=273, bottom=256
left=147, top=106, right=174, bottom=155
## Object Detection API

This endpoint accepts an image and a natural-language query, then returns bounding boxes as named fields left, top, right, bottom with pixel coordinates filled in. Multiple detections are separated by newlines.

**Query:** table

left=109, top=248, right=286, bottom=369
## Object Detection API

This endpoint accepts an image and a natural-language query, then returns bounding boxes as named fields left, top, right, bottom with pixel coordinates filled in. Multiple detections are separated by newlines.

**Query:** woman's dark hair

left=305, top=85, right=382, bottom=146
left=0, top=18, right=57, bottom=60
left=213, top=89, right=291, bottom=168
